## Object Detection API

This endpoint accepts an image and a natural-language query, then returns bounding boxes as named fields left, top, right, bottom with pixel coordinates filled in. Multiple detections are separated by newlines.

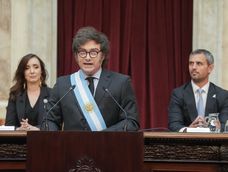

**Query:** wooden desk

left=0, top=131, right=26, bottom=171
left=1, top=131, right=228, bottom=172
left=143, top=132, right=228, bottom=172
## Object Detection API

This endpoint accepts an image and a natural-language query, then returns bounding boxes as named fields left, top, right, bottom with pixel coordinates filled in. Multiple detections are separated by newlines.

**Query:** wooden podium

left=26, top=131, right=143, bottom=172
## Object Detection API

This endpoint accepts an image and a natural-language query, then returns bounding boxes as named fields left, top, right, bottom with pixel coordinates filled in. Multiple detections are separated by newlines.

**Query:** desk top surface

left=144, top=131, right=228, bottom=140
left=0, top=131, right=27, bottom=137
left=1, top=131, right=228, bottom=140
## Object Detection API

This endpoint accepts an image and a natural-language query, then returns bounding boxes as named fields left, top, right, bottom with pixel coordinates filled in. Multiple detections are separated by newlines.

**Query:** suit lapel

left=205, top=83, right=217, bottom=116
left=37, top=87, right=49, bottom=123
left=184, top=83, right=198, bottom=121
left=185, top=83, right=217, bottom=119
left=16, top=87, right=49, bottom=123
left=16, top=92, right=26, bottom=120
left=95, top=70, right=112, bottom=104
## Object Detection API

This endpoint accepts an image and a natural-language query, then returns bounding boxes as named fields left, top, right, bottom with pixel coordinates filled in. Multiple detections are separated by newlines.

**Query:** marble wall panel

left=0, top=0, right=11, bottom=119
left=0, top=0, right=57, bottom=120
left=193, top=0, right=223, bottom=87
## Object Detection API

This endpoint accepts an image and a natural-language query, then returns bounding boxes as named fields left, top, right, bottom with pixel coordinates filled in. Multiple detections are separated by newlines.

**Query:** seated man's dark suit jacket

left=46, top=69, right=139, bottom=131
left=5, top=86, right=51, bottom=128
left=168, top=82, right=228, bottom=132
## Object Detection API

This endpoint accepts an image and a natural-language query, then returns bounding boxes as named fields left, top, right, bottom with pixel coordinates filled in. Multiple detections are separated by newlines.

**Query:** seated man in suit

left=168, top=49, right=228, bottom=132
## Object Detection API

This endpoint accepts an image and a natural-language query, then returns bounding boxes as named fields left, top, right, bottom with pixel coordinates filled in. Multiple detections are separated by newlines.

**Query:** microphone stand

left=41, top=85, right=76, bottom=131
left=43, top=99, right=49, bottom=131
left=103, top=88, right=128, bottom=131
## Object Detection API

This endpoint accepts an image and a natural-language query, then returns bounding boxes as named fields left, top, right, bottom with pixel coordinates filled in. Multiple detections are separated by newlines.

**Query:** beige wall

left=0, top=0, right=57, bottom=119
left=193, top=0, right=228, bottom=89
left=222, top=0, right=228, bottom=89
left=0, top=0, right=12, bottom=118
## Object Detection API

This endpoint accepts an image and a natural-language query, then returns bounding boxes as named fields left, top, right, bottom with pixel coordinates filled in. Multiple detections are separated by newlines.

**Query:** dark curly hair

left=72, top=26, right=110, bottom=67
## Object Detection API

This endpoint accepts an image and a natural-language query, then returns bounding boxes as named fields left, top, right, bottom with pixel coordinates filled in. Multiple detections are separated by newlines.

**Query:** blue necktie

left=197, top=88, right=204, bottom=116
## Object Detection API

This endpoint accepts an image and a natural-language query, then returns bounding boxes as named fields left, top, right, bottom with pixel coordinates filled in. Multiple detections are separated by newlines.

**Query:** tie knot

left=86, top=77, right=95, bottom=83
left=197, top=88, right=204, bottom=94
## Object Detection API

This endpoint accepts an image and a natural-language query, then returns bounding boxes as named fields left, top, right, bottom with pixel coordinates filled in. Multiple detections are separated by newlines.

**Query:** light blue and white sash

left=70, top=71, right=107, bottom=131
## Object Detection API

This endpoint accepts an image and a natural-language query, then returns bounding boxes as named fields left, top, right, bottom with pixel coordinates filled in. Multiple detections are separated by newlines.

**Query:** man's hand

left=189, top=116, right=206, bottom=128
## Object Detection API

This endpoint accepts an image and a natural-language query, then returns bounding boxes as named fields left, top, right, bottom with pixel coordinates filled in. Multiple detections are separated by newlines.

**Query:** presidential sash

left=70, top=71, right=107, bottom=131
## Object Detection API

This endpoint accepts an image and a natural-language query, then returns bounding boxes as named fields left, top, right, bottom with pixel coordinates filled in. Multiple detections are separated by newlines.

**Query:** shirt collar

left=191, top=80, right=210, bottom=94
left=80, top=68, right=102, bottom=80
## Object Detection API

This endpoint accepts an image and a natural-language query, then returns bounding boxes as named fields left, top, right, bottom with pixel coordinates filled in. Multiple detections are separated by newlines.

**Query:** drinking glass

left=205, top=113, right=220, bottom=133
left=224, top=120, right=228, bottom=133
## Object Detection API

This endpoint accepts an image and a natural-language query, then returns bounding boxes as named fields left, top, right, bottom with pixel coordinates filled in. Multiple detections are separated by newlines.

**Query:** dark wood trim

left=1, top=131, right=228, bottom=171
left=0, top=161, right=26, bottom=170
left=143, top=132, right=228, bottom=172
left=144, top=162, right=220, bottom=172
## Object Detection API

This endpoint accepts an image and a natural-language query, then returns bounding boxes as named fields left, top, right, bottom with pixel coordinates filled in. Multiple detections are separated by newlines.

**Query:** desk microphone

left=103, top=87, right=128, bottom=131
left=43, top=98, right=49, bottom=131
left=42, top=85, right=76, bottom=130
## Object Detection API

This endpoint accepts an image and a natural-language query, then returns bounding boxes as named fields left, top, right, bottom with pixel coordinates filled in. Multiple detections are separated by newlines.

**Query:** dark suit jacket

left=168, top=82, right=228, bottom=132
left=46, top=69, right=140, bottom=131
left=5, top=86, right=51, bottom=128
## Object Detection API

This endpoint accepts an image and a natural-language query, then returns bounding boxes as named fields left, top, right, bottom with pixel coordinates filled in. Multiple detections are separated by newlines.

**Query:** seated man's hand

left=189, top=116, right=206, bottom=128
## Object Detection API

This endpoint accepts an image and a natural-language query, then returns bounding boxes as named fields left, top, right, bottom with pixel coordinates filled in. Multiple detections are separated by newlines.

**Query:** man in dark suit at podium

left=44, top=26, right=139, bottom=131
left=168, top=49, right=228, bottom=132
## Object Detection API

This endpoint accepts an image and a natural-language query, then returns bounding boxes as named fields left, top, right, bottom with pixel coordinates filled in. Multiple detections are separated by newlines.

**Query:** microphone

left=41, top=85, right=76, bottom=130
left=103, top=87, right=128, bottom=131
left=43, top=98, right=49, bottom=131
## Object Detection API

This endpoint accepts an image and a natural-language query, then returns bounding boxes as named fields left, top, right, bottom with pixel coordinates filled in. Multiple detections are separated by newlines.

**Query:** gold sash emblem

left=85, top=103, right=93, bottom=112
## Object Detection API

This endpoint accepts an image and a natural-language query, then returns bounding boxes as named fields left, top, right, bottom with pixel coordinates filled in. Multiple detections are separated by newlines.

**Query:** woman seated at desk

left=5, top=54, right=51, bottom=131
